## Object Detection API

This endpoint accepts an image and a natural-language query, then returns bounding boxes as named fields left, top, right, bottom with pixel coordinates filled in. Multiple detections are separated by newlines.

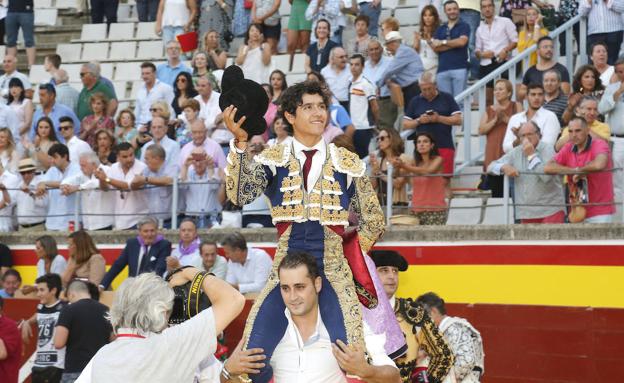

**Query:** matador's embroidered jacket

left=225, top=139, right=388, bottom=382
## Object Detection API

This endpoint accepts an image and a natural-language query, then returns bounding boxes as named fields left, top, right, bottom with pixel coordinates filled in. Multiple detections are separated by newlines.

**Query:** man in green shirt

left=76, top=62, right=117, bottom=120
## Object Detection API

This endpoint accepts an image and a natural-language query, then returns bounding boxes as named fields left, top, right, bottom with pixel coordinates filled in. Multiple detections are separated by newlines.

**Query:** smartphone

left=426, top=110, right=434, bottom=115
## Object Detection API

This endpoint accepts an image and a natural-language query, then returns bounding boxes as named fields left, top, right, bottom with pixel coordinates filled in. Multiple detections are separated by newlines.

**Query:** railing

left=4, top=166, right=622, bottom=230
left=400, top=14, right=588, bottom=170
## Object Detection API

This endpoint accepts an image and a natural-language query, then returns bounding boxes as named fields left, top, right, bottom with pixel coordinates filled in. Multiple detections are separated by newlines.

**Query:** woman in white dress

left=413, top=5, right=441, bottom=77
left=591, top=42, right=615, bottom=86
left=0, top=127, right=19, bottom=173
left=235, top=23, right=272, bottom=84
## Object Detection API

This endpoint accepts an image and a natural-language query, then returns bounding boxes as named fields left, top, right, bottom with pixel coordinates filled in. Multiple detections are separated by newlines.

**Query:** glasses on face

left=79, top=72, right=89, bottom=78
left=149, top=108, right=160, bottom=112
left=177, top=78, right=187, bottom=82
left=376, top=136, right=388, bottom=142
left=19, top=170, right=34, bottom=175
left=59, top=125, right=73, bottom=131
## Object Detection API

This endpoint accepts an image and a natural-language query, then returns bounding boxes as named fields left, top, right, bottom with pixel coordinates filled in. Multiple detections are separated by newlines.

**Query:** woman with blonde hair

left=369, top=128, right=411, bottom=213
left=61, top=230, right=106, bottom=287
left=478, top=78, right=523, bottom=197
left=202, top=30, right=228, bottom=70
left=80, top=92, right=115, bottom=147
left=517, top=7, right=547, bottom=67
left=0, top=128, right=19, bottom=173
left=115, top=109, right=138, bottom=150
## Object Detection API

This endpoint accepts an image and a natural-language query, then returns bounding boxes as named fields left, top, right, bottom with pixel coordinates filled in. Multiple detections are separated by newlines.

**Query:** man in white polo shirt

left=134, top=62, right=175, bottom=129
left=349, top=53, right=379, bottom=159
left=222, top=232, right=272, bottom=295
left=95, top=142, right=148, bottom=230
left=268, top=251, right=400, bottom=383
left=321, top=47, right=352, bottom=111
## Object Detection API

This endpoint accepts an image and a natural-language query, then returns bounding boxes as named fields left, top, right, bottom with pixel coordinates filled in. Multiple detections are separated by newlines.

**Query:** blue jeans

left=437, top=68, right=467, bottom=96
left=5, top=12, right=34, bottom=47
left=136, top=0, right=159, bottom=22
left=330, top=26, right=343, bottom=45
left=358, top=2, right=381, bottom=37
left=353, top=128, right=374, bottom=159
left=460, top=9, right=480, bottom=80
left=162, top=25, right=184, bottom=46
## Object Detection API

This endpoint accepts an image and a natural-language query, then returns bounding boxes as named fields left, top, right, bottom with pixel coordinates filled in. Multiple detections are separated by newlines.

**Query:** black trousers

left=90, top=0, right=118, bottom=26
left=402, top=81, right=421, bottom=108
left=32, top=367, right=63, bottom=383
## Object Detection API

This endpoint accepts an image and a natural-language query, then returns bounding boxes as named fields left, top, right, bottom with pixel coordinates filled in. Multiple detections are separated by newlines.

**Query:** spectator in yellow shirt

left=517, top=7, right=548, bottom=67
left=556, top=96, right=610, bottom=151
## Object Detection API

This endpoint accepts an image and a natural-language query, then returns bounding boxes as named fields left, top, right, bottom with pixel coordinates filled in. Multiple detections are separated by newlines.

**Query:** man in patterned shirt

left=416, top=292, right=484, bottom=383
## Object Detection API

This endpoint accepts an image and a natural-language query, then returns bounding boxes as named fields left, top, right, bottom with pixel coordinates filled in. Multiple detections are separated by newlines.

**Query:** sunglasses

left=19, top=170, right=35, bottom=175
left=376, top=136, right=388, bottom=141
left=79, top=72, right=89, bottom=77
left=59, top=125, right=73, bottom=131
left=149, top=108, right=161, bottom=112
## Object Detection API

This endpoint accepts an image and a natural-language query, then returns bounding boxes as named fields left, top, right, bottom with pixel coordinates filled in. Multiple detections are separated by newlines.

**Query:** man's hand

left=60, top=184, right=79, bottom=196
left=35, top=182, right=47, bottom=196
left=389, top=157, right=404, bottom=169
left=419, top=113, right=433, bottom=124
left=332, top=339, right=371, bottom=378
left=224, top=339, right=266, bottom=376
left=223, top=105, right=248, bottom=144
left=167, top=266, right=201, bottom=287
left=522, top=138, right=535, bottom=157
left=166, top=256, right=181, bottom=271
left=132, top=175, right=147, bottom=188
left=94, top=168, right=107, bottom=181
left=501, top=164, right=519, bottom=178
left=511, top=126, right=521, bottom=138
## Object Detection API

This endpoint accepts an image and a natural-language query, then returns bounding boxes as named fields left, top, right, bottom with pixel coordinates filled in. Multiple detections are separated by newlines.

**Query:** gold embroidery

left=225, top=149, right=268, bottom=206
left=271, top=204, right=305, bottom=223
left=395, top=298, right=454, bottom=383
left=351, top=176, right=385, bottom=253
left=329, top=144, right=366, bottom=177
left=255, top=143, right=290, bottom=167
left=323, top=226, right=365, bottom=348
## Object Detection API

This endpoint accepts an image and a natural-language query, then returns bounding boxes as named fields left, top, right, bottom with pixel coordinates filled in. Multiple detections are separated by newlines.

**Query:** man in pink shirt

left=545, top=116, right=615, bottom=223
left=179, top=119, right=226, bottom=169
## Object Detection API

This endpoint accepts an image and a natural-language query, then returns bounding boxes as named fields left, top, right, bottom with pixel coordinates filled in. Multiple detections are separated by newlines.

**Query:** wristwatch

left=442, top=39, right=448, bottom=45
left=105, top=177, right=111, bottom=183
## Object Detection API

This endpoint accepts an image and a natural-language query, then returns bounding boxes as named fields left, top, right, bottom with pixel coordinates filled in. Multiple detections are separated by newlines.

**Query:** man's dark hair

left=46, top=54, right=62, bottom=69
left=39, top=83, right=56, bottom=96
left=35, top=273, right=63, bottom=298
left=350, top=54, right=365, bottom=66
left=537, top=35, right=553, bottom=47
left=59, top=116, right=74, bottom=126
left=280, top=81, right=331, bottom=130
left=2, top=269, right=21, bottom=282
left=221, top=232, right=247, bottom=251
left=199, top=240, right=217, bottom=252
left=48, top=143, right=69, bottom=160
left=67, top=279, right=99, bottom=300
left=443, top=0, right=458, bottom=8
left=140, top=61, right=156, bottom=72
left=526, top=83, right=545, bottom=93
left=278, top=251, right=320, bottom=281
left=415, top=292, right=447, bottom=315
left=354, top=14, right=370, bottom=27
left=116, top=142, right=134, bottom=153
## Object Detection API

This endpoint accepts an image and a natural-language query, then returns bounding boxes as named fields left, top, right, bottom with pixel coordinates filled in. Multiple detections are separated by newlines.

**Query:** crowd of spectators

left=0, top=0, right=620, bottom=232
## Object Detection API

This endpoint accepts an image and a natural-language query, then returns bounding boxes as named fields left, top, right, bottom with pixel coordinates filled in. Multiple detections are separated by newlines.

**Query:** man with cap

left=223, top=73, right=394, bottom=382
left=376, top=31, right=424, bottom=117
left=15, top=158, right=48, bottom=231
left=370, top=249, right=454, bottom=383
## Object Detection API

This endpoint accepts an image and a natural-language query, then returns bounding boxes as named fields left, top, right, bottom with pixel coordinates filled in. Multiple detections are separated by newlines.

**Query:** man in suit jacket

left=99, top=217, right=171, bottom=290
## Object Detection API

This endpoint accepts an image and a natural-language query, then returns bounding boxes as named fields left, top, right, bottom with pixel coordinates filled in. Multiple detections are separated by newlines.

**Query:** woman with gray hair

left=76, top=269, right=256, bottom=382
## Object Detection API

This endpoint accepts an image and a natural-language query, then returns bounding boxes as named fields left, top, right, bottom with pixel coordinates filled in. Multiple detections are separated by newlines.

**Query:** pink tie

left=302, top=149, right=317, bottom=191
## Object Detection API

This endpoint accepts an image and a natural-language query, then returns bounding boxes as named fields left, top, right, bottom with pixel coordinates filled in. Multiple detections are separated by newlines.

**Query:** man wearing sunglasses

left=57, top=116, right=91, bottom=166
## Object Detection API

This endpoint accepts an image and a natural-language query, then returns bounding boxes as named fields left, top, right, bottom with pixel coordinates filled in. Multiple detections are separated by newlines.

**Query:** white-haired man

left=321, top=47, right=352, bottom=110
left=54, top=69, right=80, bottom=113
left=76, top=269, right=246, bottom=382
left=60, top=151, right=115, bottom=231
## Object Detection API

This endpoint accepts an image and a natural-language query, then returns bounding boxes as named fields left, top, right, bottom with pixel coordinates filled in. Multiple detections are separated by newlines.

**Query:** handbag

left=567, top=178, right=587, bottom=223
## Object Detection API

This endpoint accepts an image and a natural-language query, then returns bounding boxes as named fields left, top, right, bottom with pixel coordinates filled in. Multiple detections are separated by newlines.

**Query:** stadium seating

left=446, top=198, right=483, bottom=225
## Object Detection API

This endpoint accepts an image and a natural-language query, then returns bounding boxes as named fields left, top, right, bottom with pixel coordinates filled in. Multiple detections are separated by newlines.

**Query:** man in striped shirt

left=579, top=0, right=624, bottom=65
left=542, top=69, right=569, bottom=126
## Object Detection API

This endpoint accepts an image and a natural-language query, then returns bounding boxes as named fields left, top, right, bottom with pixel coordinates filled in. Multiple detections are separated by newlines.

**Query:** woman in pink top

left=393, top=132, right=448, bottom=225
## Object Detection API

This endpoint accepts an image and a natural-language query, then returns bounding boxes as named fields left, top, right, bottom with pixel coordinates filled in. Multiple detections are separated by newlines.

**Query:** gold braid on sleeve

left=399, top=298, right=455, bottom=383
left=351, top=175, right=385, bottom=253
left=224, top=148, right=269, bottom=206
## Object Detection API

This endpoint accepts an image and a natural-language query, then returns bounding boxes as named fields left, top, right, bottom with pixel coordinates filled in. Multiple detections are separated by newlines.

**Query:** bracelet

left=221, top=363, right=232, bottom=380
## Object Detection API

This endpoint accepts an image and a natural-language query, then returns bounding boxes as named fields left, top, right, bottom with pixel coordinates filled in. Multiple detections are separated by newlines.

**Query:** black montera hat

left=219, top=65, right=269, bottom=137
left=369, top=250, right=408, bottom=272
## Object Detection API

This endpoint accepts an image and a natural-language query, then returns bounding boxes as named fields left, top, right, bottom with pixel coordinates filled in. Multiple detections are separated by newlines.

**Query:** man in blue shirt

left=432, top=0, right=470, bottom=97
left=35, top=143, right=81, bottom=231
left=403, top=72, right=463, bottom=194
left=30, top=83, right=81, bottom=143
left=376, top=31, right=424, bottom=111
left=156, top=40, right=192, bottom=88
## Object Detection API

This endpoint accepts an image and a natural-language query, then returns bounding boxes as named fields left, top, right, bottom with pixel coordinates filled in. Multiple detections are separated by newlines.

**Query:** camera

left=166, top=267, right=213, bottom=325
